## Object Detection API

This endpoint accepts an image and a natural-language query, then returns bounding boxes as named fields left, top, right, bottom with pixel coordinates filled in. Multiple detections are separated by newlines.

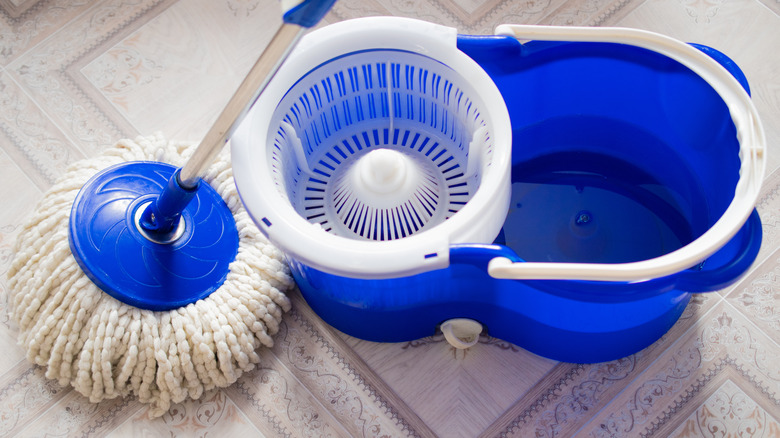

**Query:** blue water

left=497, top=116, right=708, bottom=264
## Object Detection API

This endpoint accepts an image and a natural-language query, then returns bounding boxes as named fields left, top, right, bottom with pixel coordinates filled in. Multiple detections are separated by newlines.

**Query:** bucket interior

left=492, top=42, right=741, bottom=265
left=267, top=49, right=496, bottom=241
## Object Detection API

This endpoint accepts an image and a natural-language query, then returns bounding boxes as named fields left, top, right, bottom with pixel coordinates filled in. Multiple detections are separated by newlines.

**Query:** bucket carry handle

left=451, top=209, right=760, bottom=292
left=487, top=25, right=766, bottom=282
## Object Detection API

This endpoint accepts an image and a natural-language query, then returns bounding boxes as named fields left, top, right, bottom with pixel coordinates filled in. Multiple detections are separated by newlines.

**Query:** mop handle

left=177, top=23, right=304, bottom=188
left=140, top=0, right=336, bottom=236
left=179, top=0, right=337, bottom=188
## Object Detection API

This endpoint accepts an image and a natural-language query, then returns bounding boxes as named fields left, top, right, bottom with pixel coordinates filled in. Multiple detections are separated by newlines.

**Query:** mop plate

left=68, top=160, right=239, bottom=310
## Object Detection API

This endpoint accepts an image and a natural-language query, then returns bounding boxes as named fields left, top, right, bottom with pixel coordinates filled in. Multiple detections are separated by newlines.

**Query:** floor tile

left=79, top=0, right=283, bottom=143
left=669, top=378, right=780, bottom=438
left=107, top=389, right=262, bottom=438
left=574, top=300, right=780, bottom=437
left=0, top=71, right=82, bottom=190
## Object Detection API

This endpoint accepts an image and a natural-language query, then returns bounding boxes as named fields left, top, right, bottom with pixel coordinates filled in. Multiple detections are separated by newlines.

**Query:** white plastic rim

left=488, top=25, right=766, bottom=282
left=231, top=17, right=513, bottom=279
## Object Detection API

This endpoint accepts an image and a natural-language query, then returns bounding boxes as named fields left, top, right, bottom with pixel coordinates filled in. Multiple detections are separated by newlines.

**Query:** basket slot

left=268, top=50, right=495, bottom=241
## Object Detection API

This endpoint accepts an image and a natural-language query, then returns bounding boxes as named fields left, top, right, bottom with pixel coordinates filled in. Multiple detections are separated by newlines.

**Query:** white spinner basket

left=232, top=17, right=512, bottom=278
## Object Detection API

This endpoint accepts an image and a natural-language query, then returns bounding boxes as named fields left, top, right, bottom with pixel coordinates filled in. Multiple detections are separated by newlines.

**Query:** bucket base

left=291, top=258, right=693, bottom=364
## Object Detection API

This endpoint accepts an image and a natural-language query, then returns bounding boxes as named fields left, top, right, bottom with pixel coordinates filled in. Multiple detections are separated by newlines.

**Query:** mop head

left=5, top=134, right=293, bottom=416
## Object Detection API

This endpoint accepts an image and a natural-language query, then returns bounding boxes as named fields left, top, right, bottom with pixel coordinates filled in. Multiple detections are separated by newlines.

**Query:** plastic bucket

left=232, top=19, right=766, bottom=363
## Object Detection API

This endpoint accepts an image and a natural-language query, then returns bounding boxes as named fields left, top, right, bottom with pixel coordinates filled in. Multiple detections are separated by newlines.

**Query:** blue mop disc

left=68, top=161, right=239, bottom=311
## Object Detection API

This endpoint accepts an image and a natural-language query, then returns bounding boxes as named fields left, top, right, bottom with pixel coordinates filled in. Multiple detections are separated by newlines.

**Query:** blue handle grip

left=282, top=0, right=337, bottom=27
left=139, top=170, right=198, bottom=237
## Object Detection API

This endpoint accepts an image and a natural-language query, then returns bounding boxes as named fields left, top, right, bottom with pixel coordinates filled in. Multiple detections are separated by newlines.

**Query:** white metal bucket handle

left=489, top=25, right=766, bottom=282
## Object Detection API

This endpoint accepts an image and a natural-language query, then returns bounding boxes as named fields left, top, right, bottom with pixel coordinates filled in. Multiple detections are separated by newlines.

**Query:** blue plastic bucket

left=232, top=19, right=766, bottom=363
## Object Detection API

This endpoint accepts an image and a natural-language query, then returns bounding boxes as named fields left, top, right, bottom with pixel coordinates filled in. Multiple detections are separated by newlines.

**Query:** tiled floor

left=1, top=0, right=779, bottom=436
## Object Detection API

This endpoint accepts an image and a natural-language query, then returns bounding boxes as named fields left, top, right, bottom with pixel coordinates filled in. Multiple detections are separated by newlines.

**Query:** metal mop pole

left=138, top=1, right=336, bottom=241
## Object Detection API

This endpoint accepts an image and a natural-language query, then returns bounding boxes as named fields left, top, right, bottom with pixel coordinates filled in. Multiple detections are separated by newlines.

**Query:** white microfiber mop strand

left=6, top=133, right=293, bottom=416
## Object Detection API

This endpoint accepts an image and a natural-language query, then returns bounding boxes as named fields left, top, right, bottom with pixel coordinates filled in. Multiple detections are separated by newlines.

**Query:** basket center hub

left=356, top=148, right=411, bottom=195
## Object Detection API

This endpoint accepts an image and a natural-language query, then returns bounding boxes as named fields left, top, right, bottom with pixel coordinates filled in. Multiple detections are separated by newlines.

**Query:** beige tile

left=0, top=0, right=93, bottom=65
left=226, top=355, right=355, bottom=438
left=108, top=389, right=263, bottom=437
left=537, top=0, right=648, bottom=26
left=489, top=291, right=722, bottom=438
left=0, top=71, right=83, bottom=190
left=15, top=391, right=143, bottom=437
left=0, top=147, right=40, bottom=233
left=343, top=332, right=556, bottom=437
left=0, top=362, right=71, bottom=437
left=5, top=0, right=171, bottom=158
left=79, top=0, right=283, bottom=144
left=0, top=148, right=40, bottom=376
left=0, top=0, right=39, bottom=19
left=0, top=0, right=778, bottom=436
left=758, top=0, right=780, bottom=15
left=574, top=300, right=780, bottom=437
left=339, top=0, right=644, bottom=33
left=752, top=169, right=780, bottom=269
left=264, top=299, right=433, bottom=437
left=716, top=166, right=780, bottom=302
left=725, top=249, right=780, bottom=346
left=669, top=379, right=780, bottom=438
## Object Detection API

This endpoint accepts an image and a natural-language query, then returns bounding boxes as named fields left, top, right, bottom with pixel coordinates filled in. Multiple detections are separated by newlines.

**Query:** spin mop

left=5, top=0, right=336, bottom=416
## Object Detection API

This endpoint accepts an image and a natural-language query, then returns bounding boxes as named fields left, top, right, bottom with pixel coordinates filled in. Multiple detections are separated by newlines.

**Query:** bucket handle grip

left=486, top=209, right=761, bottom=287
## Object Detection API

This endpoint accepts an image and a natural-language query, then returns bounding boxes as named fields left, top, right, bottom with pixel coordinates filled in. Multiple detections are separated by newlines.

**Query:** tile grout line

left=0, top=133, right=45, bottom=195
left=477, top=361, right=582, bottom=438
left=0, top=365, right=73, bottom=437
left=720, top=245, right=780, bottom=300
left=755, top=0, right=780, bottom=18
left=4, top=0, right=102, bottom=74
left=0, top=23, right=55, bottom=190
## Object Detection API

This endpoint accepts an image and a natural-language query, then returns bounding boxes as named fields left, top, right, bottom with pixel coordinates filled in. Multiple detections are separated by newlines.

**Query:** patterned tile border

left=5, top=0, right=175, bottom=160
left=0, top=0, right=42, bottom=20
left=274, top=292, right=437, bottom=437
left=0, top=70, right=80, bottom=189
left=0, top=363, right=71, bottom=437
left=220, top=290, right=438, bottom=438
left=725, top=250, right=780, bottom=345
left=484, top=291, right=722, bottom=437
left=0, top=0, right=93, bottom=65
left=14, top=390, right=142, bottom=437
left=665, top=378, right=780, bottom=438
left=577, top=300, right=780, bottom=437
left=642, top=358, right=779, bottom=437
